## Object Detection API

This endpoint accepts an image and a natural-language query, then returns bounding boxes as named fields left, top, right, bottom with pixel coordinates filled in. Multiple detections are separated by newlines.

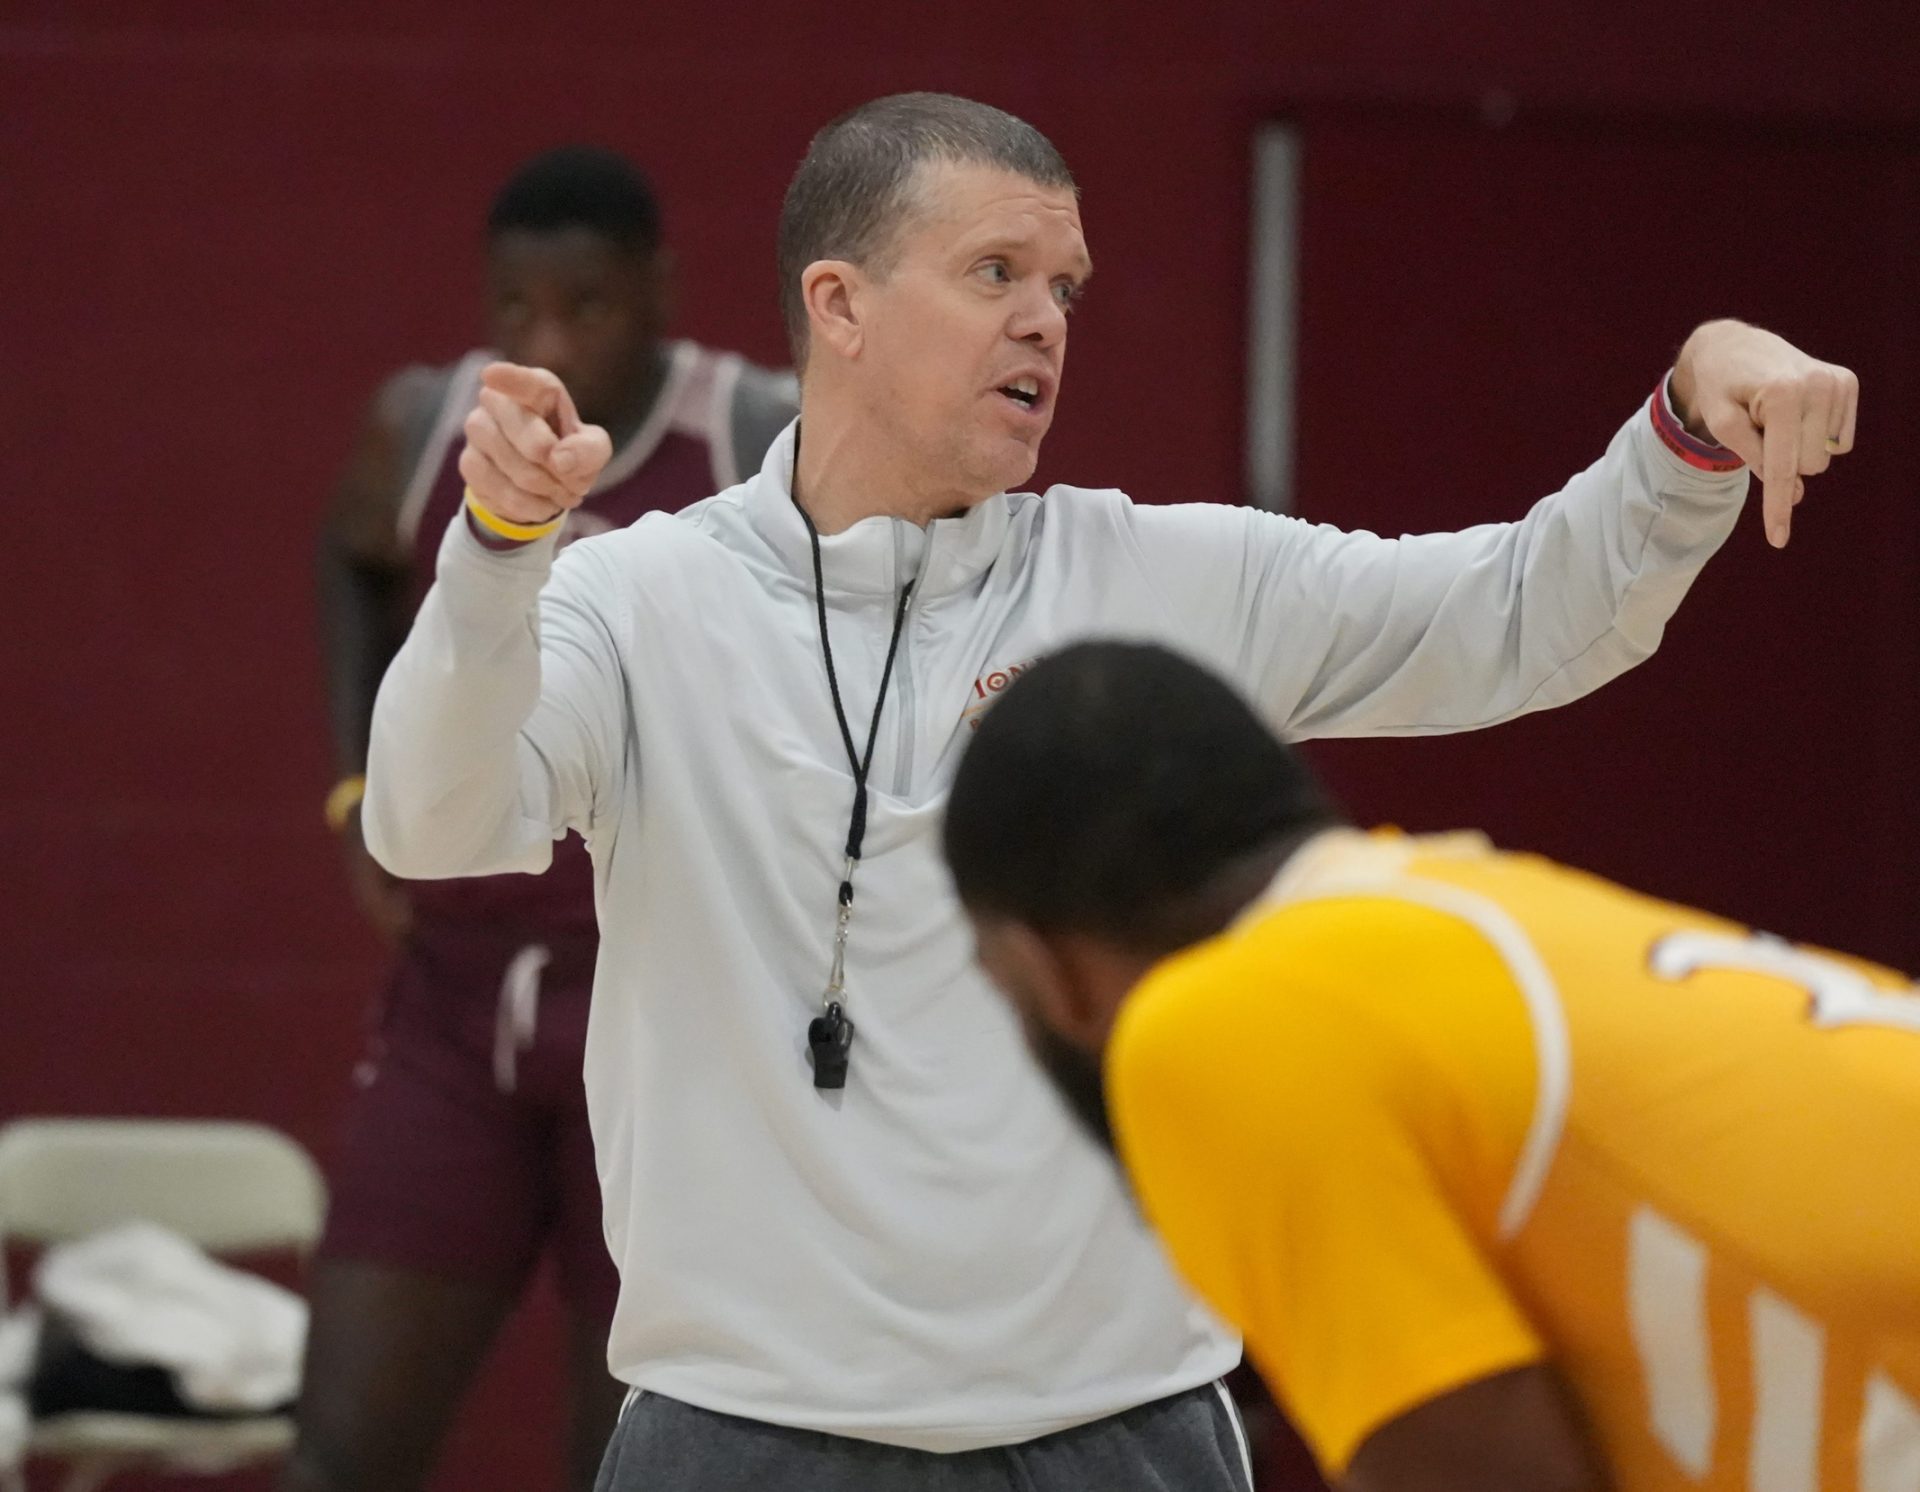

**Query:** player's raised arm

left=1130, top=322, right=1855, bottom=739
left=362, top=362, right=625, bottom=882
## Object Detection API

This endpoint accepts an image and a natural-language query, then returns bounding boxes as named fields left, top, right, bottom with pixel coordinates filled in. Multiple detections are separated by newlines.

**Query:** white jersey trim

left=704, top=352, right=747, bottom=492
left=594, top=340, right=699, bottom=493
left=1426, top=882, right=1572, bottom=1238
left=396, top=352, right=490, bottom=551
left=1255, top=841, right=1572, bottom=1240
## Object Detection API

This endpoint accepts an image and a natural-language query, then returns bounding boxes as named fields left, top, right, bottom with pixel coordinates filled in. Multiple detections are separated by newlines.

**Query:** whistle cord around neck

left=793, top=495, right=914, bottom=899
left=790, top=463, right=914, bottom=1089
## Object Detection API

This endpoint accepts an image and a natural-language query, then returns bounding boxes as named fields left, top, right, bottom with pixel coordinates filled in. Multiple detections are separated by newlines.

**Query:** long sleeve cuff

left=1650, top=376, right=1745, bottom=473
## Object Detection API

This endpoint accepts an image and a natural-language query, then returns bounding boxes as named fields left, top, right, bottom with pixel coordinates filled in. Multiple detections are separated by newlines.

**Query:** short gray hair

left=776, top=93, right=1076, bottom=367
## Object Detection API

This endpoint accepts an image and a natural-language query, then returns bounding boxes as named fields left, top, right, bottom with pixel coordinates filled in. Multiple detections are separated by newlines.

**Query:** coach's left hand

left=1669, top=320, right=1859, bottom=550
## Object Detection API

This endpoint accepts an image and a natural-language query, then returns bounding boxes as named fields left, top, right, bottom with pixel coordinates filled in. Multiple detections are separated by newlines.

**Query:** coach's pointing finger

left=482, top=361, right=571, bottom=421
left=478, top=361, right=613, bottom=495
left=465, top=398, right=575, bottom=506
left=1670, top=321, right=1860, bottom=550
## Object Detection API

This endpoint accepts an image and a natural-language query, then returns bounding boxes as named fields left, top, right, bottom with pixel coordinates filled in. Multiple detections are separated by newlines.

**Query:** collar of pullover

left=743, top=421, right=1013, bottom=600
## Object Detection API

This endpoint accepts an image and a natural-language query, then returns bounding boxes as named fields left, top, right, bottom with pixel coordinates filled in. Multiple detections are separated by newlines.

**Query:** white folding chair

left=0, top=1118, right=326, bottom=1492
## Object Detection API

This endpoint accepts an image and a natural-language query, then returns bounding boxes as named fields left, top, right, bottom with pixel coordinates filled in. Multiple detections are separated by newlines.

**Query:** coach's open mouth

left=995, top=374, right=1051, bottom=417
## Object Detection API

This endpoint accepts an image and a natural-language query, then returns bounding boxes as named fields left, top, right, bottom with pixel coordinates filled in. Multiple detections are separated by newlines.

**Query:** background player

left=946, top=640, right=1920, bottom=1492
left=301, top=146, right=795, bottom=1492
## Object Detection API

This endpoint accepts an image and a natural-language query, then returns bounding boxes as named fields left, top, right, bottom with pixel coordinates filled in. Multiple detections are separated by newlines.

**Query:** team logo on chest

left=963, top=658, right=1038, bottom=731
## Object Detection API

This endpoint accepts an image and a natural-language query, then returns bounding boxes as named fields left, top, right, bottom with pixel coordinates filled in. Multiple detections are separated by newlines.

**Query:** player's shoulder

left=1123, top=882, right=1459, bottom=1061
left=367, top=360, right=441, bottom=421
left=727, top=355, right=799, bottom=413
left=1119, top=833, right=1541, bottom=1092
left=333, top=355, right=483, bottom=556
left=723, top=357, right=799, bottom=482
left=363, top=354, right=491, bottom=503
left=1234, top=829, right=1505, bottom=961
left=656, top=340, right=799, bottom=488
left=368, top=353, right=481, bottom=435
left=1109, top=898, right=1384, bottom=1127
left=665, top=339, right=790, bottom=413
left=1107, top=906, right=1414, bottom=1193
left=1266, top=836, right=1564, bottom=1004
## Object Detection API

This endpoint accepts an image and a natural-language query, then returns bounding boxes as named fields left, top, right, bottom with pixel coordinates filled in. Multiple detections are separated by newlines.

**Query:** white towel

left=34, top=1223, right=305, bottom=1413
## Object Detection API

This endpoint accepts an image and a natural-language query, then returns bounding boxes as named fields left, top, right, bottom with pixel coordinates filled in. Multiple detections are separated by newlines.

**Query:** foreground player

left=303, top=147, right=793, bottom=1492
left=945, top=641, right=1920, bottom=1492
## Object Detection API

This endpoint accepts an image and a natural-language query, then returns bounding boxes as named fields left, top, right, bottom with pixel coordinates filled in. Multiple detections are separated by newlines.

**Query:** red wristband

left=1649, top=379, right=1744, bottom=473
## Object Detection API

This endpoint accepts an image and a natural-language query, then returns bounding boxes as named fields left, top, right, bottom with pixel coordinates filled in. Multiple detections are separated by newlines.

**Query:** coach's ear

left=1345, top=1363, right=1603, bottom=1492
left=800, top=259, right=867, bottom=363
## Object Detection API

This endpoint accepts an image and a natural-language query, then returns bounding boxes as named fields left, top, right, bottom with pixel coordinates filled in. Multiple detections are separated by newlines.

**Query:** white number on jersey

left=1650, top=931, right=1920, bottom=1035
left=1629, top=1204, right=1920, bottom=1491
left=1637, top=931, right=1920, bottom=1486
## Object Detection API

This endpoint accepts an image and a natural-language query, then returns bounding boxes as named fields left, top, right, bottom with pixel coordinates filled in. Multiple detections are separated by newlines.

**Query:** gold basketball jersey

left=1108, top=829, right=1920, bottom=1490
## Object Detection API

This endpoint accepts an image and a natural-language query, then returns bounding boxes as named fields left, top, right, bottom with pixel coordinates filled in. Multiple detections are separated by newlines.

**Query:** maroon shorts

left=317, top=924, right=617, bottom=1323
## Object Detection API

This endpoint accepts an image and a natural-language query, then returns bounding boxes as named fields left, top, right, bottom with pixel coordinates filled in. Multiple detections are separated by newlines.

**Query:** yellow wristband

left=464, top=488, right=566, bottom=543
left=325, top=774, right=367, bottom=834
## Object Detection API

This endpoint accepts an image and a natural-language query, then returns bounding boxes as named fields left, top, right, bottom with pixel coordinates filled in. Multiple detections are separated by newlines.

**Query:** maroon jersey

left=394, top=341, right=790, bottom=938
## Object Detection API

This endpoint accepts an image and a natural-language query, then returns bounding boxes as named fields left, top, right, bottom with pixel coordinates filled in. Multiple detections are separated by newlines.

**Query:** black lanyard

left=792, top=475, right=914, bottom=1090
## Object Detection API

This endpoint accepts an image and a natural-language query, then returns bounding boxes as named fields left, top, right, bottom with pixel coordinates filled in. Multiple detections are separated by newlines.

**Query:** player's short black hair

left=944, top=642, right=1340, bottom=953
left=486, top=146, right=663, bottom=256
left=777, top=92, right=1076, bottom=366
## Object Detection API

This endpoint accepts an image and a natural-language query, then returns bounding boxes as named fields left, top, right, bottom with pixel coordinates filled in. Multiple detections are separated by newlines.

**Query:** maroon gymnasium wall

left=2, top=4, right=1915, bottom=1489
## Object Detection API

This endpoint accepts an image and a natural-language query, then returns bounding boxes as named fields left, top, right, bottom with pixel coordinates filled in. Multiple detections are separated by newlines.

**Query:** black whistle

left=807, top=1002, right=855, bottom=1090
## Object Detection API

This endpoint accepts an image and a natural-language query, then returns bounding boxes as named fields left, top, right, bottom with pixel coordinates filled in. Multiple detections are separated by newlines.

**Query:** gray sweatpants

left=594, top=1381, right=1256, bottom=1491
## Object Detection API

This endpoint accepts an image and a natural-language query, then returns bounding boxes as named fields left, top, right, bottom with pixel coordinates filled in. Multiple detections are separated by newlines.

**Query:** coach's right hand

left=459, top=363, right=612, bottom=523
